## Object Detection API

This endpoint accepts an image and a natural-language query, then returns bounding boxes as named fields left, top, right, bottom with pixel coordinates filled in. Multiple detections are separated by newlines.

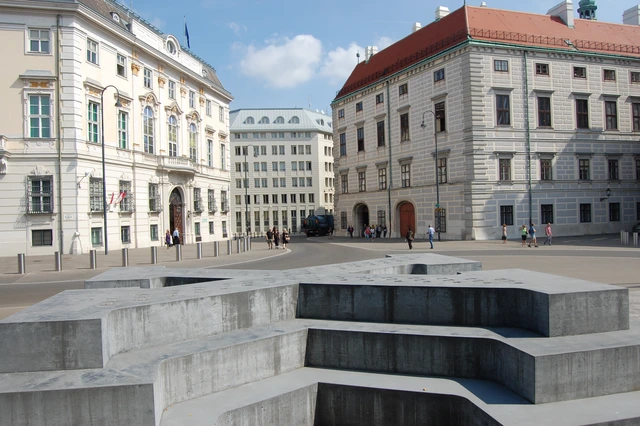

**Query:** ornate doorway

left=169, top=188, right=183, bottom=241
left=399, top=202, right=415, bottom=238
left=355, top=204, right=369, bottom=237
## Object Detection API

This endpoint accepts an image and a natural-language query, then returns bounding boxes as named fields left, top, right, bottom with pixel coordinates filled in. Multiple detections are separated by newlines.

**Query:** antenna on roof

left=308, top=96, right=311, bottom=109
left=356, top=52, right=360, bottom=64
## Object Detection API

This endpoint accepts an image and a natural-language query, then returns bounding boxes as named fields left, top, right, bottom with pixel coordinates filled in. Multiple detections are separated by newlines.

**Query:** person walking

left=274, top=228, right=280, bottom=249
left=528, top=223, right=538, bottom=247
left=172, top=227, right=180, bottom=246
left=501, top=224, right=507, bottom=244
left=382, top=225, right=387, bottom=238
left=427, top=224, right=435, bottom=249
left=347, top=225, right=354, bottom=238
left=406, top=227, right=414, bottom=250
left=520, top=225, right=527, bottom=247
left=544, top=223, right=553, bottom=246
left=165, top=229, right=173, bottom=249
left=266, top=229, right=274, bottom=249
left=282, top=229, right=290, bottom=248
left=327, top=226, right=333, bottom=239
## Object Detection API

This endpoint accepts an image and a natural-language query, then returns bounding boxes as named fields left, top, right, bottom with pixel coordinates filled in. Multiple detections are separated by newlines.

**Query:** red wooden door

left=399, top=203, right=415, bottom=238
left=169, top=190, right=183, bottom=239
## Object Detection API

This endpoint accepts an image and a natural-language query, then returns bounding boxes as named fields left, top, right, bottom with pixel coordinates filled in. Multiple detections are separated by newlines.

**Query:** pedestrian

left=544, top=223, right=553, bottom=246
left=165, top=229, right=172, bottom=248
left=376, top=225, right=381, bottom=238
left=274, top=228, right=280, bottom=249
left=348, top=225, right=354, bottom=238
left=406, top=227, right=414, bottom=250
left=528, top=223, right=538, bottom=247
left=383, top=225, right=387, bottom=238
left=428, top=224, right=435, bottom=249
left=502, top=224, right=507, bottom=244
left=520, top=225, right=527, bottom=247
left=365, top=226, right=372, bottom=240
left=266, top=229, right=274, bottom=249
left=282, top=229, right=290, bottom=248
left=172, top=227, right=180, bottom=245
left=328, top=226, right=333, bottom=239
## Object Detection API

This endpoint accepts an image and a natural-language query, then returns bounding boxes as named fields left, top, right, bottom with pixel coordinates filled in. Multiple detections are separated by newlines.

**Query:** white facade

left=332, top=4, right=640, bottom=240
left=0, top=0, right=232, bottom=256
left=229, top=108, right=334, bottom=235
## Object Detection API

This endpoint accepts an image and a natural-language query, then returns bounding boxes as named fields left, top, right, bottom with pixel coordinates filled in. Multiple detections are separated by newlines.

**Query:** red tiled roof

left=334, top=5, right=640, bottom=101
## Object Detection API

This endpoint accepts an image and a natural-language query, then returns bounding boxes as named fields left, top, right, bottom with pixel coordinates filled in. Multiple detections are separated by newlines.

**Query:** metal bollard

left=227, top=239, right=232, bottom=255
left=197, top=242, right=203, bottom=259
left=634, top=232, right=639, bottom=247
left=17, top=253, right=25, bottom=275
left=236, top=238, right=241, bottom=254
left=150, top=246, right=158, bottom=264
left=175, top=244, right=182, bottom=261
left=121, top=248, right=129, bottom=267
left=89, top=249, right=97, bottom=269
left=248, top=236, right=252, bottom=251
left=54, top=251, right=62, bottom=272
left=214, top=241, right=219, bottom=257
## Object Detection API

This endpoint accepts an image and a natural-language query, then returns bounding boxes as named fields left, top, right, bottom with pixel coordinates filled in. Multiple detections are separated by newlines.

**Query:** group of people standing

left=358, top=224, right=388, bottom=240
left=165, top=228, right=180, bottom=248
left=265, top=227, right=290, bottom=249
left=501, top=222, right=552, bottom=247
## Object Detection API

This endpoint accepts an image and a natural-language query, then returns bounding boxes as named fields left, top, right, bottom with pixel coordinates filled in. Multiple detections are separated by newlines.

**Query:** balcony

left=157, top=155, right=197, bottom=174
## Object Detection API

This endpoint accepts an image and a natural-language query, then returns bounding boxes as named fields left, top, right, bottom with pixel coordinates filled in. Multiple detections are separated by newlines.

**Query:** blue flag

left=184, top=22, right=190, bottom=49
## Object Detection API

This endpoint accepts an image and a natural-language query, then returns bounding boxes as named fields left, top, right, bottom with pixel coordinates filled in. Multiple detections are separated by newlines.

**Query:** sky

left=125, top=0, right=637, bottom=113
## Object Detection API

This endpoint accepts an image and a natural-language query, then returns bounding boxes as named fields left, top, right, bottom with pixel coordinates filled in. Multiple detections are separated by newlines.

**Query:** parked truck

left=301, top=214, right=334, bottom=237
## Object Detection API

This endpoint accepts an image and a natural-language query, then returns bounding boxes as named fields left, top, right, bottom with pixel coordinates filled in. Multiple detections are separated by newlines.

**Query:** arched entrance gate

left=399, top=202, right=415, bottom=238
left=169, top=188, right=184, bottom=241
left=354, top=204, right=369, bottom=237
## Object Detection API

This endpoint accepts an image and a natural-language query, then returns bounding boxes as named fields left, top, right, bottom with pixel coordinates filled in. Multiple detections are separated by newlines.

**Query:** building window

left=189, top=91, right=195, bottom=108
left=541, top=204, right=554, bottom=224
left=540, top=159, right=552, bottom=181
left=609, top=202, right=620, bottom=222
left=222, top=221, right=227, bottom=238
left=358, top=171, right=366, bottom=192
left=143, top=106, right=154, bottom=154
left=32, top=229, right=53, bottom=246
left=535, top=63, right=549, bottom=75
left=207, top=139, right=213, bottom=167
left=235, top=212, right=242, bottom=232
left=378, top=168, right=387, bottom=190
left=281, top=194, right=288, bottom=203
left=194, top=222, right=201, bottom=237
left=309, top=193, right=315, bottom=203
left=221, top=191, right=229, bottom=213
left=375, top=93, right=384, bottom=104
left=437, top=157, right=447, bottom=184
left=580, top=203, right=591, bottom=223
left=305, top=145, right=311, bottom=154
left=143, top=68, right=152, bottom=88
left=29, top=29, right=50, bottom=53
left=496, top=95, right=510, bottom=126
left=500, top=206, right=514, bottom=226
left=537, top=97, right=551, bottom=127
left=636, top=159, right=640, bottom=180
left=87, top=101, right=99, bottom=143
left=91, top=227, right=102, bottom=245
left=356, top=101, right=363, bottom=112
left=273, top=210, right=279, bottom=226
left=377, top=210, right=386, bottom=227
left=340, top=133, right=346, bottom=156
left=608, top=159, right=619, bottom=181
left=220, top=145, right=226, bottom=170
left=632, top=72, right=640, bottom=83
left=435, top=208, right=447, bottom=233
left=633, top=103, right=640, bottom=132
left=338, top=109, right=345, bottom=119
left=576, top=99, right=589, bottom=129
left=219, top=106, right=224, bottom=122
left=149, top=183, right=160, bottom=212
left=605, top=101, right=618, bottom=130
left=357, top=127, right=365, bottom=152
left=399, top=83, right=408, bottom=96
left=401, top=164, right=410, bottom=188
left=28, top=95, right=51, bottom=138
left=121, top=226, right=130, bottom=243
left=400, top=113, right=410, bottom=141
left=86, top=39, right=98, bottom=64
left=117, top=111, right=128, bottom=149
left=189, top=123, right=197, bottom=161
left=150, top=224, right=158, bottom=241
left=89, top=177, right=103, bottom=212
left=579, top=158, right=590, bottom=180
left=435, top=101, right=446, bottom=132
left=300, top=194, right=306, bottom=203
left=280, top=145, right=286, bottom=155
left=376, top=121, right=385, bottom=147
left=573, top=67, right=586, bottom=78
left=340, top=211, right=347, bottom=229
left=494, top=60, right=508, bottom=72
left=603, top=69, right=616, bottom=81
left=28, top=176, right=53, bottom=213
left=433, top=68, right=445, bottom=82
left=498, top=158, right=511, bottom=181
left=116, top=54, right=127, bottom=77
left=209, top=221, right=215, bottom=235
left=167, top=115, right=178, bottom=157
left=168, top=80, right=176, bottom=99
left=119, top=180, right=132, bottom=212
left=341, top=174, right=348, bottom=193
left=291, top=194, right=297, bottom=203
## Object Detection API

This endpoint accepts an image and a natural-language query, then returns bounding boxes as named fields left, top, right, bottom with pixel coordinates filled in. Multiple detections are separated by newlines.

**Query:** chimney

left=365, top=46, right=378, bottom=62
left=547, top=0, right=574, bottom=28
left=623, top=5, right=640, bottom=25
left=480, top=1, right=487, bottom=6
left=435, top=6, right=450, bottom=21
left=412, top=22, right=422, bottom=33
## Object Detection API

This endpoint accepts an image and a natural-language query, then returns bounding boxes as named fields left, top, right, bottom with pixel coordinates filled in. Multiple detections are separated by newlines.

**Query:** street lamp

left=243, top=145, right=258, bottom=236
left=421, top=110, right=441, bottom=242
left=100, top=85, right=123, bottom=255
left=600, top=187, right=612, bottom=202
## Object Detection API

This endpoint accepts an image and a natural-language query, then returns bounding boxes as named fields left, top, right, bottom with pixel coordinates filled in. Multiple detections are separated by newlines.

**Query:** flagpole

left=183, top=16, right=186, bottom=47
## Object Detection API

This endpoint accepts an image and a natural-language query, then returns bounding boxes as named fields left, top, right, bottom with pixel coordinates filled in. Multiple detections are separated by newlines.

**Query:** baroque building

left=0, top=0, right=232, bottom=256
left=229, top=108, right=334, bottom=235
left=332, top=1, right=640, bottom=240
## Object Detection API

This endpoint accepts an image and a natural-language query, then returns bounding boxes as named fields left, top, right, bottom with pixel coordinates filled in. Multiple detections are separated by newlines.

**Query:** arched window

left=274, top=116, right=285, bottom=124
left=143, top=106, right=154, bottom=154
left=259, top=116, right=270, bottom=124
left=189, top=123, right=197, bottom=161
left=168, top=115, right=178, bottom=157
left=245, top=116, right=254, bottom=124
left=290, top=116, right=299, bottom=124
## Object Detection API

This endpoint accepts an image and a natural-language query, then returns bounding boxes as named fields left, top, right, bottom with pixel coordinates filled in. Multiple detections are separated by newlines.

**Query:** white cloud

left=376, top=36, right=394, bottom=51
left=319, top=42, right=363, bottom=85
left=239, top=35, right=322, bottom=89
left=227, top=22, right=247, bottom=36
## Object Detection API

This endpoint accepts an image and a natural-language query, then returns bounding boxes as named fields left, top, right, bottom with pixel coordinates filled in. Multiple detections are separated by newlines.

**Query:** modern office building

left=229, top=108, right=334, bottom=235
left=0, top=0, right=232, bottom=256
left=332, top=0, right=640, bottom=240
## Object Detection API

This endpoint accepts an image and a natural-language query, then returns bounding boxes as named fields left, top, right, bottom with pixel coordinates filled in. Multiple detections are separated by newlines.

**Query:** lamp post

left=600, top=187, right=612, bottom=202
left=100, top=85, right=123, bottom=255
left=421, top=110, right=441, bottom=242
left=243, top=145, right=257, bottom=236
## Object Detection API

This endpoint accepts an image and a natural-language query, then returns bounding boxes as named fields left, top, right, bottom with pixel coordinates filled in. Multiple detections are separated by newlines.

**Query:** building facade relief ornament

left=131, top=62, right=140, bottom=76
left=180, top=86, right=187, bottom=97
left=157, top=76, right=166, bottom=88
left=29, top=81, right=50, bottom=89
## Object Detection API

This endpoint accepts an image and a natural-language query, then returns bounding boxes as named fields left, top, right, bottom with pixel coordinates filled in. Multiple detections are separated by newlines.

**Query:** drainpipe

left=56, top=15, right=64, bottom=254
left=386, top=80, right=392, bottom=236
left=523, top=50, right=532, bottom=224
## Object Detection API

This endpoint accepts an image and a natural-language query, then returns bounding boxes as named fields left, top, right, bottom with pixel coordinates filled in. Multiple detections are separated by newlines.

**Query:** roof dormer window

left=111, top=13, right=120, bottom=23
left=167, top=40, right=177, bottom=55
